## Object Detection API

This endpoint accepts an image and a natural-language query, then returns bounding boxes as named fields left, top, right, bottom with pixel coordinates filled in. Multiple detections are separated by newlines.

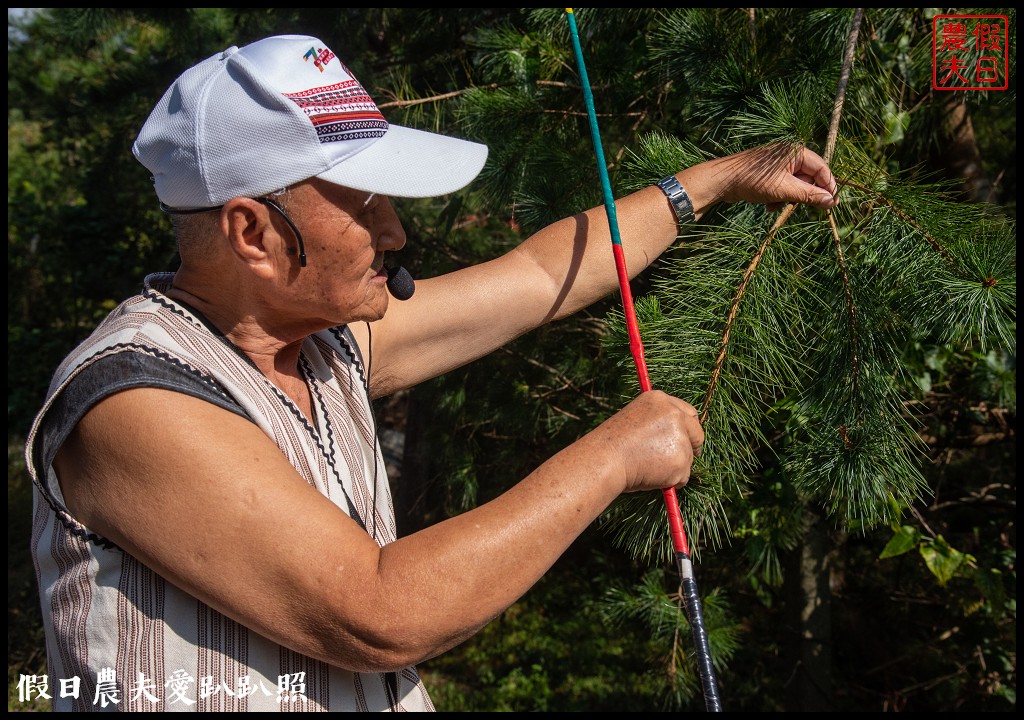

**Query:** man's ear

left=220, top=197, right=276, bottom=274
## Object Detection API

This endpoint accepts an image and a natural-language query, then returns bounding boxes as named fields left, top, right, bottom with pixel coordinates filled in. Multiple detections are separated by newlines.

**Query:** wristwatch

left=656, top=175, right=695, bottom=226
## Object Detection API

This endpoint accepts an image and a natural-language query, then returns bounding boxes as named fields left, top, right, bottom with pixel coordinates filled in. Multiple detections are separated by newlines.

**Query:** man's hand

left=687, top=142, right=838, bottom=213
left=586, top=390, right=705, bottom=494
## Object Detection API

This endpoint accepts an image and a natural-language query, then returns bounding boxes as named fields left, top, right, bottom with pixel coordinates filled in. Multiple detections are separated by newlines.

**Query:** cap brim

left=317, top=125, right=488, bottom=198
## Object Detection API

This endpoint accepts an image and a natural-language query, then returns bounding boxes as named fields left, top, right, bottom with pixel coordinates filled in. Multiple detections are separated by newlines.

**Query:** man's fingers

left=793, top=148, right=838, bottom=200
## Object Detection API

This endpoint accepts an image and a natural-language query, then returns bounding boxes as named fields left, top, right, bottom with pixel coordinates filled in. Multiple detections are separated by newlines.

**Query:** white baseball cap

left=133, top=34, right=489, bottom=209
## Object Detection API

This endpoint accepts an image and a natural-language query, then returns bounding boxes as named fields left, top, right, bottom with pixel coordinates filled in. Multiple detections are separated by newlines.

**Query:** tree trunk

left=937, top=97, right=992, bottom=203
left=392, top=386, right=431, bottom=536
left=784, top=505, right=834, bottom=711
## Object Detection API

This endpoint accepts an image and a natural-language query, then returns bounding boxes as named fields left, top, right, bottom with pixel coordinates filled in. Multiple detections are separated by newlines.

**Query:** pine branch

left=700, top=205, right=795, bottom=424
left=837, top=178, right=958, bottom=268
left=377, top=80, right=582, bottom=109
left=824, top=8, right=864, bottom=164
left=498, top=346, right=616, bottom=411
left=823, top=10, right=864, bottom=441
left=828, top=211, right=861, bottom=420
left=704, top=10, right=864, bottom=425
left=377, top=84, right=497, bottom=109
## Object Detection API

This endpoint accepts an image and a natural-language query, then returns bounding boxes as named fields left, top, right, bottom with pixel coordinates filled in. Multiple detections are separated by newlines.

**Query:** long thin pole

left=564, top=9, right=721, bottom=711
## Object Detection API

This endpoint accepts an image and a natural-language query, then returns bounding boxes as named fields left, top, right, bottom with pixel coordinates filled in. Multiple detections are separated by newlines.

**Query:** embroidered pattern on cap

left=285, top=81, right=388, bottom=144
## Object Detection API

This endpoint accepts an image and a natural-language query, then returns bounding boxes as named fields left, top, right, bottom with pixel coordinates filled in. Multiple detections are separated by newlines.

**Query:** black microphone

left=386, top=264, right=415, bottom=300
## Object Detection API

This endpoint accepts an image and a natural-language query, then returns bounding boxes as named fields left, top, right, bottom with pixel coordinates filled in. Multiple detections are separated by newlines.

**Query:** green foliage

left=7, top=440, right=48, bottom=712
left=598, top=568, right=743, bottom=707
left=881, top=525, right=978, bottom=586
left=419, top=542, right=673, bottom=712
left=8, top=6, right=1016, bottom=713
left=568, top=7, right=1014, bottom=710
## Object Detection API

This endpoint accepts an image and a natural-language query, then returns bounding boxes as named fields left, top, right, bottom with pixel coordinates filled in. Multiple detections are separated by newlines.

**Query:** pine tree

left=441, top=8, right=1016, bottom=710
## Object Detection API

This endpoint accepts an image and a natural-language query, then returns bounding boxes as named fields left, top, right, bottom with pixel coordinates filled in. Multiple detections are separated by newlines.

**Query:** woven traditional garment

left=27, top=273, right=433, bottom=712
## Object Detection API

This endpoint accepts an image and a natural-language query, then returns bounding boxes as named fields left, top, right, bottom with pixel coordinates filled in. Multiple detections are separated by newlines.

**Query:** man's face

left=281, top=178, right=407, bottom=325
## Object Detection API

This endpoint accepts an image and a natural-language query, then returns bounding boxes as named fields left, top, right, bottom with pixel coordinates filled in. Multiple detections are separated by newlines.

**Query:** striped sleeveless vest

left=26, top=273, right=434, bottom=711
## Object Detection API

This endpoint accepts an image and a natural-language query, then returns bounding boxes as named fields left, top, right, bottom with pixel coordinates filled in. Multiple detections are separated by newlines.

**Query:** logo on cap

left=303, top=46, right=336, bottom=73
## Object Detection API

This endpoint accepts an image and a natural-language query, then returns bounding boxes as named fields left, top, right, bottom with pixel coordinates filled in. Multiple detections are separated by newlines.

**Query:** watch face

left=658, top=177, right=693, bottom=223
